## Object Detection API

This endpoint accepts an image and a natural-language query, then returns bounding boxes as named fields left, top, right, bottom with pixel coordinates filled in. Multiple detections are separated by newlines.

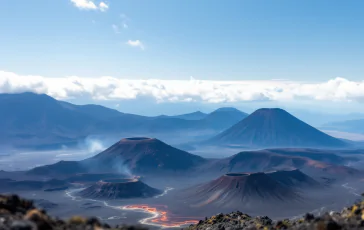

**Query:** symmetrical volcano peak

left=208, top=108, right=346, bottom=148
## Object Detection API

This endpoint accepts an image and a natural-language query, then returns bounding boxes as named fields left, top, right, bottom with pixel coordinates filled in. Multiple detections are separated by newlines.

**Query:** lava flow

left=122, top=204, right=199, bottom=228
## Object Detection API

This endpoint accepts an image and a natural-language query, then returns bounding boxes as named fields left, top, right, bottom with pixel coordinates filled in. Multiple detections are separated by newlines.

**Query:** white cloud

left=126, top=40, right=144, bottom=50
left=70, top=0, right=97, bottom=10
left=70, top=0, right=108, bottom=12
left=1, top=70, right=364, bottom=104
left=99, top=2, right=109, bottom=12
left=112, top=24, right=120, bottom=34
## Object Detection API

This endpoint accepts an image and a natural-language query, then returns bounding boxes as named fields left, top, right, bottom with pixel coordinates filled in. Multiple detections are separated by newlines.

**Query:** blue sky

left=1, top=0, right=364, bottom=117
left=1, top=0, right=364, bottom=80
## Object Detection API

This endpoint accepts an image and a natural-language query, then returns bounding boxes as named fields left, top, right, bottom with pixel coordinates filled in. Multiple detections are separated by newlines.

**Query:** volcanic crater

left=77, top=177, right=162, bottom=200
left=181, top=170, right=307, bottom=210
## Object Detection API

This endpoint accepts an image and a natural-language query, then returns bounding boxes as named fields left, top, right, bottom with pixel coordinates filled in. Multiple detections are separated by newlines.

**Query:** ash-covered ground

left=5, top=174, right=363, bottom=230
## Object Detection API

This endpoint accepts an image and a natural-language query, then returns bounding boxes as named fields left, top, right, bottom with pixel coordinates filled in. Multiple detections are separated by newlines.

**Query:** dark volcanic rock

left=186, top=197, right=364, bottom=230
left=208, top=108, right=347, bottom=148
left=77, top=178, right=162, bottom=199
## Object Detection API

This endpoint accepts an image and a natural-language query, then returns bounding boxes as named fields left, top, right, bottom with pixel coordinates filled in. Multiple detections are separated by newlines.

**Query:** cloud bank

left=1, top=70, right=364, bottom=104
left=126, top=40, right=145, bottom=50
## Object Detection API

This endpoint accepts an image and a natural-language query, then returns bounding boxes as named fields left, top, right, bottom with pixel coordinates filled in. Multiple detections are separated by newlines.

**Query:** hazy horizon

left=2, top=1, right=364, bottom=116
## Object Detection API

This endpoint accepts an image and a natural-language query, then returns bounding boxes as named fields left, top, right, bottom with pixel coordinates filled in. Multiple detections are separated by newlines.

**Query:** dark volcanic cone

left=77, top=178, right=162, bottom=199
left=83, top=137, right=206, bottom=175
left=208, top=108, right=347, bottom=148
left=27, top=137, right=206, bottom=177
left=182, top=172, right=300, bottom=209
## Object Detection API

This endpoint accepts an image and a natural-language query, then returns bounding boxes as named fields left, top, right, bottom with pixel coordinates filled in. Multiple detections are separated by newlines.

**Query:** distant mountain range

left=0, top=93, right=247, bottom=148
left=322, top=119, right=364, bottom=134
left=207, top=108, right=348, bottom=148
left=158, top=111, right=207, bottom=120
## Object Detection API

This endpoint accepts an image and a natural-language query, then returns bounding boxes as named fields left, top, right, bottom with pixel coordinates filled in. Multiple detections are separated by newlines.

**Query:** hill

left=0, top=93, right=125, bottom=148
left=204, top=150, right=360, bottom=178
left=208, top=108, right=347, bottom=148
left=83, top=137, right=207, bottom=175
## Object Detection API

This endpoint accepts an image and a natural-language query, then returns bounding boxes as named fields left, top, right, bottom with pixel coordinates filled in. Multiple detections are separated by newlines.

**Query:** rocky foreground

left=1, top=194, right=364, bottom=230
left=186, top=196, right=364, bottom=230
left=0, top=194, right=147, bottom=230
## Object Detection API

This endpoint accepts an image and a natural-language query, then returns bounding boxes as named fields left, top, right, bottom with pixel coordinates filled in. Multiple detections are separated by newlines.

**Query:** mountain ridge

left=0, top=92, right=249, bottom=148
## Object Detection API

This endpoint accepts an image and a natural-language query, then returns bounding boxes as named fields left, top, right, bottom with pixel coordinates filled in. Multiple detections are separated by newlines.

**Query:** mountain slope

left=0, top=93, right=97, bottom=137
left=0, top=92, right=136, bottom=148
left=209, top=108, right=347, bottom=148
left=200, top=107, right=248, bottom=130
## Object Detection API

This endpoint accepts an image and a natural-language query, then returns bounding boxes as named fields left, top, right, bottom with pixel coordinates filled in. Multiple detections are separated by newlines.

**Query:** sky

left=1, top=0, right=364, bottom=116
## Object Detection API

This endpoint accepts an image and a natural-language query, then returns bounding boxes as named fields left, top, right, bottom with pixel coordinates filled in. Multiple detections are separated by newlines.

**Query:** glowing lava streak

left=122, top=205, right=199, bottom=228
